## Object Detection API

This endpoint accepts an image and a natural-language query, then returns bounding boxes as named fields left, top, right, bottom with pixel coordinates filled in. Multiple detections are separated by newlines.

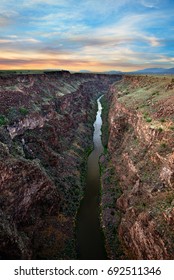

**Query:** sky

left=0, top=0, right=174, bottom=72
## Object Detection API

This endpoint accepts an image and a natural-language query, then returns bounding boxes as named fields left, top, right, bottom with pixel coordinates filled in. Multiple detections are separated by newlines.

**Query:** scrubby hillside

left=101, top=75, right=174, bottom=259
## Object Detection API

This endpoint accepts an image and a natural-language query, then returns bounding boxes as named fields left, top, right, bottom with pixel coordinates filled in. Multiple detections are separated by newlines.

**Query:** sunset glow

left=0, top=0, right=174, bottom=72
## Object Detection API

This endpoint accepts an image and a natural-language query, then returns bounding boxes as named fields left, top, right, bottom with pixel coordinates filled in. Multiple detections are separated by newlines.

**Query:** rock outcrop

left=0, top=71, right=121, bottom=259
left=101, top=75, right=174, bottom=259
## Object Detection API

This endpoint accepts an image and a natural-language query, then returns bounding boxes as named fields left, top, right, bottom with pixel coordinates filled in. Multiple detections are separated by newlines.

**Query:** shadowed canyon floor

left=0, top=72, right=174, bottom=259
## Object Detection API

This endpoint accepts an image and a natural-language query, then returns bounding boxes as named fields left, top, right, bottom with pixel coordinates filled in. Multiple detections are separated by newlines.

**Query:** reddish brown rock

left=101, top=75, right=174, bottom=260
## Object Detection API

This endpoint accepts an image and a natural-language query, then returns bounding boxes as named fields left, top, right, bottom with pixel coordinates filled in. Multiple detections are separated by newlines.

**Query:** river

left=76, top=95, right=107, bottom=260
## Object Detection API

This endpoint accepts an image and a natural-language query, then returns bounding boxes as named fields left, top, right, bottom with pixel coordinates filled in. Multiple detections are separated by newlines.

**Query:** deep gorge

left=0, top=71, right=121, bottom=259
left=0, top=72, right=174, bottom=260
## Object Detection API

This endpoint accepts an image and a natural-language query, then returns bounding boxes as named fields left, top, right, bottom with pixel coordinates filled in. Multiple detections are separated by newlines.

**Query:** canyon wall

left=0, top=71, right=121, bottom=259
left=101, top=75, right=174, bottom=259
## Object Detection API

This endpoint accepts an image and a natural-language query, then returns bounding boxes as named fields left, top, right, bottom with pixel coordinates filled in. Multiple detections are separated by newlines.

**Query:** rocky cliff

left=101, top=75, right=174, bottom=259
left=0, top=71, right=121, bottom=259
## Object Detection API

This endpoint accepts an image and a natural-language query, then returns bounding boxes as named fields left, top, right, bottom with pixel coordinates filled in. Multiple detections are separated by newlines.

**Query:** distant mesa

left=78, top=68, right=174, bottom=75
left=79, top=70, right=123, bottom=74
left=102, top=70, right=123, bottom=74
left=132, top=67, right=174, bottom=74
left=79, top=68, right=174, bottom=75
left=79, top=70, right=92, bottom=73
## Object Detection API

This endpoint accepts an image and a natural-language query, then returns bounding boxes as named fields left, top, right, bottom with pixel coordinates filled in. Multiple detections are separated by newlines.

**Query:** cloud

left=0, top=37, right=40, bottom=48
left=73, top=13, right=163, bottom=49
left=0, top=54, right=171, bottom=72
left=0, top=5, right=166, bottom=71
left=147, top=36, right=162, bottom=47
left=79, top=0, right=131, bottom=17
left=0, top=10, right=19, bottom=29
left=141, top=35, right=162, bottom=47
left=155, top=55, right=174, bottom=63
left=0, top=17, right=10, bottom=27
left=0, top=43, right=172, bottom=71
left=0, top=13, right=18, bottom=27
left=140, top=0, right=159, bottom=8
left=23, top=0, right=72, bottom=6
left=0, top=0, right=173, bottom=71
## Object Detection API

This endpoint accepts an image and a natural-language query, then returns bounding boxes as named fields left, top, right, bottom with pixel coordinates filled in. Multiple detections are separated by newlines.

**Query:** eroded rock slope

left=101, top=75, right=174, bottom=259
left=0, top=71, right=121, bottom=259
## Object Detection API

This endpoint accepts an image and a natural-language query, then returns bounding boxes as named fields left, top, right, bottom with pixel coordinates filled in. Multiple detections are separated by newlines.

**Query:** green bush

left=158, top=127, right=163, bottom=133
left=143, top=112, right=149, bottom=117
left=161, top=142, right=167, bottom=149
left=19, top=107, right=28, bottom=116
left=146, top=117, right=152, bottom=123
left=0, top=115, right=8, bottom=126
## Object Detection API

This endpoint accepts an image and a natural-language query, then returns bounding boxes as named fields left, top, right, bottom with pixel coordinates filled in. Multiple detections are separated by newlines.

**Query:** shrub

left=158, top=127, right=163, bottom=133
left=146, top=117, right=152, bottom=123
left=143, top=112, right=149, bottom=117
left=19, top=107, right=28, bottom=116
left=8, top=108, right=19, bottom=122
left=160, top=142, right=167, bottom=149
left=143, top=112, right=152, bottom=123
left=0, top=115, right=8, bottom=126
left=159, top=142, right=172, bottom=154
left=152, top=91, right=159, bottom=96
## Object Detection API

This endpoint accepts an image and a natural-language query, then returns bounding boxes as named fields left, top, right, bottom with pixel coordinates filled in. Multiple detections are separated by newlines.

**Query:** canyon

left=0, top=71, right=174, bottom=260
left=0, top=71, right=120, bottom=259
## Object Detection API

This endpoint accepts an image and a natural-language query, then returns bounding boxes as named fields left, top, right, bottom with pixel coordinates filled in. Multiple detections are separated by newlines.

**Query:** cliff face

left=101, top=75, right=174, bottom=259
left=0, top=71, right=121, bottom=259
